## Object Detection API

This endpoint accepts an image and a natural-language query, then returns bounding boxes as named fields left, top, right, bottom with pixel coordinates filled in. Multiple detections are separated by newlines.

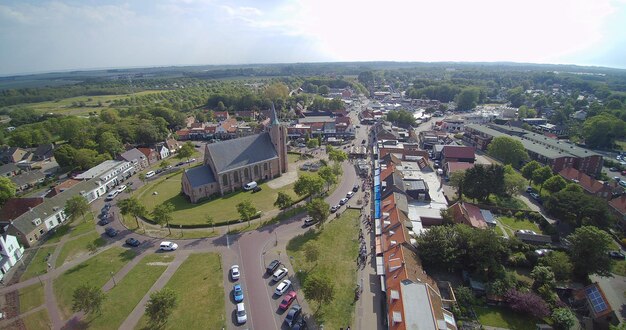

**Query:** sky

left=1, top=0, right=626, bottom=76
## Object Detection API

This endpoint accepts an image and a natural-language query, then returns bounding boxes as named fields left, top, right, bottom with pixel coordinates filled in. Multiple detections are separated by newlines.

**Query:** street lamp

left=110, top=271, right=116, bottom=287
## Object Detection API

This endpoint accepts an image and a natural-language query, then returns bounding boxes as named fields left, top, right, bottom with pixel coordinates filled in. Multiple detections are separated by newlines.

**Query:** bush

left=505, top=289, right=550, bottom=319
left=507, top=252, right=529, bottom=267
left=514, top=211, right=525, bottom=219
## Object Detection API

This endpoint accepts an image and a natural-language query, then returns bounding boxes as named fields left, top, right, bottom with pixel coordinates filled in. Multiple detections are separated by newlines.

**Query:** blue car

left=233, top=284, right=244, bottom=303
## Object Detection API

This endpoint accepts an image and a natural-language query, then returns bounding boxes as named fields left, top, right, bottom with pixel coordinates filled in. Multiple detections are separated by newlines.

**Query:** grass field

left=135, top=172, right=298, bottom=225
left=20, top=246, right=56, bottom=281
left=497, top=216, right=543, bottom=236
left=54, top=247, right=135, bottom=319
left=474, top=305, right=539, bottom=330
left=55, top=232, right=106, bottom=267
left=84, top=254, right=173, bottom=330
left=135, top=253, right=225, bottom=330
left=12, top=90, right=167, bottom=116
left=22, top=309, right=51, bottom=330
left=44, top=214, right=95, bottom=244
left=613, top=259, right=626, bottom=276
left=287, top=209, right=360, bottom=329
left=19, top=284, right=45, bottom=313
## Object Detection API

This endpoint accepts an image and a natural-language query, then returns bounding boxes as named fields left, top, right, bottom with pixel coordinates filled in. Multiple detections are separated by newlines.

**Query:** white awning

left=376, top=256, right=385, bottom=275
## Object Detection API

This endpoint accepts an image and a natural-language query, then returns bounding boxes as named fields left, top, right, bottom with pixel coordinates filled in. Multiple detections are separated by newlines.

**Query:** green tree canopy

left=532, top=166, right=554, bottom=192
left=176, top=142, right=195, bottom=163
left=385, top=109, right=417, bottom=128
left=552, top=307, right=576, bottom=330
left=151, top=202, right=174, bottom=234
left=462, top=164, right=505, bottom=202
left=64, top=195, right=90, bottom=222
left=568, top=226, right=614, bottom=277
left=0, top=177, right=17, bottom=206
left=145, top=288, right=178, bottom=328
left=318, top=166, right=338, bottom=191
left=543, top=175, right=567, bottom=193
left=303, top=272, right=335, bottom=309
left=274, top=192, right=293, bottom=210
left=545, top=190, right=613, bottom=228
left=236, top=199, right=258, bottom=224
left=455, top=87, right=480, bottom=110
left=487, top=136, right=529, bottom=167
left=539, top=251, right=573, bottom=281
left=118, top=197, right=147, bottom=229
left=521, top=160, right=541, bottom=183
left=306, top=198, right=330, bottom=228
left=72, top=285, right=106, bottom=315
left=294, top=174, right=325, bottom=199
left=582, top=113, right=625, bottom=148
left=503, top=165, right=526, bottom=197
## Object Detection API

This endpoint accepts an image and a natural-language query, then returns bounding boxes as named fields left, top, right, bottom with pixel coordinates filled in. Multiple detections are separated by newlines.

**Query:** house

left=213, top=111, right=230, bottom=122
left=558, top=167, right=619, bottom=200
left=165, top=138, right=181, bottom=154
left=32, top=143, right=55, bottom=161
left=175, top=129, right=190, bottom=140
left=574, top=283, right=618, bottom=329
left=1, top=178, right=105, bottom=247
left=74, top=160, right=134, bottom=192
left=447, top=202, right=496, bottom=229
left=441, top=146, right=475, bottom=164
left=0, top=198, right=45, bottom=223
left=45, top=179, right=81, bottom=198
left=0, top=147, right=29, bottom=164
left=609, top=195, right=626, bottom=231
left=181, top=105, right=288, bottom=203
left=514, top=232, right=553, bottom=245
left=156, top=145, right=170, bottom=160
left=118, top=148, right=148, bottom=171
left=10, top=171, right=46, bottom=192
left=0, top=163, right=20, bottom=177
left=137, top=148, right=159, bottom=165
left=444, top=162, right=474, bottom=178
left=0, top=233, right=24, bottom=280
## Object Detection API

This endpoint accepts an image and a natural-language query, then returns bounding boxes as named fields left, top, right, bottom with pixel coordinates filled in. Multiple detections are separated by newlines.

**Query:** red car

left=279, top=291, right=297, bottom=310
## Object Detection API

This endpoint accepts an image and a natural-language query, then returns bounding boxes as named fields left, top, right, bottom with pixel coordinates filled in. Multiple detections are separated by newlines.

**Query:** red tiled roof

left=0, top=197, right=44, bottom=222
left=46, top=178, right=81, bottom=198
left=137, top=147, right=155, bottom=158
left=447, top=162, right=475, bottom=173
left=449, top=202, right=487, bottom=229
left=609, top=195, right=626, bottom=215
left=558, top=167, right=611, bottom=194
left=442, top=145, right=475, bottom=159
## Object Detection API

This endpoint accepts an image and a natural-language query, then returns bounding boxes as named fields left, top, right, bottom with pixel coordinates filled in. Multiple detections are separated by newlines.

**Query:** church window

left=264, top=163, right=268, bottom=171
left=222, top=174, right=228, bottom=186
left=234, top=171, right=239, bottom=183
left=254, top=165, right=259, bottom=176
left=244, top=168, right=249, bottom=179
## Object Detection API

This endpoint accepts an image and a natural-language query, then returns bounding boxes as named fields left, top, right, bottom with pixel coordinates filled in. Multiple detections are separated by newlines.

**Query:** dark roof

left=184, top=166, right=216, bottom=188
left=206, top=133, right=278, bottom=174
left=119, top=148, right=146, bottom=162
left=33, top=143, right=54, bottom=159
left=0, top=163, right=19, bottom=175
left=0, top=197, right=44, bottom=222
left=442, top=145, right=475, bottom=159
left=10, top=171, right=45, bottom=187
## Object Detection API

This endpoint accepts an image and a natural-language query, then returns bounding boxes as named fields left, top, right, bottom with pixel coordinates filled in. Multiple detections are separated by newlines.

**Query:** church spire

left=271, top=102, right=280, bottom=126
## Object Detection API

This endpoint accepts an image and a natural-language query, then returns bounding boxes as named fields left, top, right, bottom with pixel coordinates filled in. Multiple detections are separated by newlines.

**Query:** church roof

left=207, top=133, right=278, bottom=174
left=184, top=165, right=216, bottom=188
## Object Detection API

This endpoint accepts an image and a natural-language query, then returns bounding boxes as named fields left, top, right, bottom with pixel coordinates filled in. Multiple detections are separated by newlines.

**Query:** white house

left=0, top=233, right=24, bottom=280
left=157, top=145, right=170, bottom=160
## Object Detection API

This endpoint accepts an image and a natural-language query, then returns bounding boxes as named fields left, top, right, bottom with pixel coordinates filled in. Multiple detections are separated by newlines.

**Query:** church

left=181, top=105, right=288, bottom=203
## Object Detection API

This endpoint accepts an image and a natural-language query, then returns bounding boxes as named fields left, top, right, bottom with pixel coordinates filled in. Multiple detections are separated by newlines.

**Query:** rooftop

left=74, top=160, right=127, bottom=180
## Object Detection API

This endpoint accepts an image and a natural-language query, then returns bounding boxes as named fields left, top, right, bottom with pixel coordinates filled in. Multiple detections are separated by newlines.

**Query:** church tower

left=269, top=103, right=288, bottom=174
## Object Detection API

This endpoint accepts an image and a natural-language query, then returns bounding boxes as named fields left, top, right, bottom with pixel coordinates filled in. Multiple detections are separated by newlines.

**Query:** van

left=145, top=171, right=156, bottom=178
left=243, top=181, right=257, bottom=191
left=105, top=190, right=119, bottom=201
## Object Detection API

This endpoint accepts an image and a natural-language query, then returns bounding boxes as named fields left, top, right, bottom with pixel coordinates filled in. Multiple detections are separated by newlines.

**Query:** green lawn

left=20, top=246, right=56, bottom=281
left=474, top=305, right=539, bottom=330
left=135, top=253, right=225, bottom=330
left=22, top=308, right=51, bottom=330
left=612, top=259, right=626, bottom=276
left=287, top=209, right=360, bottom=329
left=498, top=216, right=543, bottom=236
left=19, top=284, right=45, bottom=313
left=44, top=214, right=95, bottom=244
left=84, top=254, right=173, bottom=329
left=135, top=172, right=298, bottom=225
left=487, top=195, right=531, bottom=210
left=55, top=232, right=106, bottom=267
left=13, top=90, right=167, bottom=115
left=54, top=247, right=135, bottom=319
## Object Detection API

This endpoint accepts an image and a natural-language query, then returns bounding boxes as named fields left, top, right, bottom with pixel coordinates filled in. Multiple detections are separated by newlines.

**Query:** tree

left=145, top=288, right=178, bottom=328
left=544, top=190, right=612, bottom=228
left=539, top=251, right=573, bottom=281
left=455, top=87, right=480, bottom=110
left=304, top=244, right=320, bottom=265
left=318, top=85, right=329, bottom=95
left=236, top=199, right=257, bottom=225
left=205, top=215, right=215, bottom=232
left=505, top=289, right=550, bottom=319
left=503, top=165, right=526, bottom=197
left=176, top=142, right=194, bottom=164
left=294, top=174, right=325, bottom=200
left=543, top=175, right=567, bottom=193
left=152, top=202, right=174, bottom=235
left=583, top=114, right=625, bottom=148
left=530, top=265, right=556, bottom=291
left=487, top=136, right=529, bottom=167
left=385, top=109, right=417, bottom=128
left=448, top=171, right=465, bottom=199
left=568, top=226, right=614, bottom=277
left=462, top=164, right=505, bottom=202
left=118, top=197, right=147, bottom=229
left=72, top=285, right=105, bottom=315
left=0, top=177, right=17, bottom=206
left=306, top=139, right=319, bottom=148
left=521, top=161, right=541, bottom=184
left=303, top=272, right=334, bottom=310
left=328, top=148, right=347, bottom=163
left=159, top=160, right=170, bottom=170
left=532, top=166, right=553, bottom=192
left=318, top=166, right=337, bottom=191
left=563, top=183, right=583, bottom=193
left=264, top=82, right=289, bottom=101
left=306, top=198, right=330, bottom=228
left=98, top=131, right=124, bottom=158
left=552, top=307, right=576, bottom=330
left=54, top=144, right=78, bottom=169
left=65, top=195, right=90, bottom=222
left=274, top=192, right=293, bottom=210
left=138, top=173, right=147, bottom=184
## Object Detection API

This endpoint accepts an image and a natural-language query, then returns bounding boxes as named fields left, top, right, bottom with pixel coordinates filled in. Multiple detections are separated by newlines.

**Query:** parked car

left=266, top=259, right=281, bottom=275
left=303, top=217, right=317, bottom=227
left=252, top=186, right=262, bottom=193
left=236, top=302, right=247, bottom=324
left=279, top=291, right=297, bottom=310
left=621, top=170, right=626, bottom=176
left=292, top=318, right=307, bottom=330
left=330, top=205, right=339, bottom=213
left=609, top=251, right=626, bottom=260
left=159, top=241, right=178, bottom=251
left=233, top=283, right=244, bottom=302
left=534, top=249, right=552, bottom=256
left=346, top=191, right=354, bottom=199
left=609, top=167, right=619, bottom=172
left=352, top=184, right=359, bottom=192
left=528, top=192, right=542, bottom=204
left=275, top=280, right=292, bottom=296
left=284, top=304, right=302, bottom=327
left=517, top=229, right=537, bottom=235
left=230, top=265, right=241, bottom=280
left=98, top=218, right=110, bottom=226
left=620, top=180, right=626, bottom=188
left=105, top=227, right=118, bottom=237
left=339, top=198, right=348, bottom=205
left=526, top=186, right=535, bottom=193
left=125, top=237, right=141, bottom=247
left=145, top=170, right=156, bottom=178
left=105, top=190, right=119, bottom=201
left=116, top=185, right=127, bottom=193
left=272, top=267, right=288, bottom=282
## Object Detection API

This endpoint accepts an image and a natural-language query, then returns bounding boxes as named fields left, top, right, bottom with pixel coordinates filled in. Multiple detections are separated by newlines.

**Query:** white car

left=274, top=279, right=292, bottom=296
left=145, top=170, right=156, bottom=178
left=272, top=267, right=288, bottom=282
left=116, top=185, right=127, bottom=193
left=236, top=302, right=247, bottom=324
left=159, top=241, right=178, bottom=251
left=230, top=265, right=241, bottom=280
left=516, top=229, right=537, bottom=235
left=346, top=191, right=354, bottom=199
left=339, top=198, right=348, bottom=205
